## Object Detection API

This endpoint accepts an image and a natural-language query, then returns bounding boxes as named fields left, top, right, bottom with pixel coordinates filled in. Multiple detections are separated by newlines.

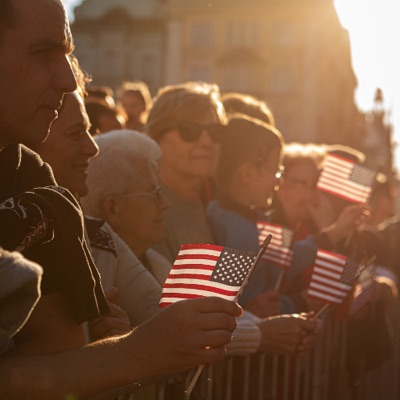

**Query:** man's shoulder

left=0, top=144, right=56, bottom=200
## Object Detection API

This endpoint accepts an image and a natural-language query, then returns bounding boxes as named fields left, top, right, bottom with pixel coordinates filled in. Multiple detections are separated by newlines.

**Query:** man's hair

left=81, top=130, right=162, bottom=218
left=88, top=86, right=114, bottom=99
left=217, top=114, right=283, bottom=184
left=0, top=0, right=17, bottom=42
left=222, top=92, right=275, bottom=126
left=282, top=142, right=327, bottom=173
left=84, top=100, right=126, bottom=135
left=118, top=81, right=152, bottom=108
left=68, top=54, right=91, bottom=99
left=117, top=80, right=152, bottom=124
left=146, top=81, right=227, bottom=142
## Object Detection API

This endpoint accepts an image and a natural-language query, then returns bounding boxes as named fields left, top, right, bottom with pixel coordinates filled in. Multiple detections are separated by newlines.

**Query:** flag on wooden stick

left=317, top=153, right=377, bottom=203
left=256, top=221, right=294, bottom=270
left=308, top=249, right=362, bottom=304
left=159, top=244, right=258, bottom=308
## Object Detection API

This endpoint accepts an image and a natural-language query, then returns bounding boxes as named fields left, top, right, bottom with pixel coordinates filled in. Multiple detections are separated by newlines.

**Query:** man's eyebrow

left=29, top=37, right=75, bottom=54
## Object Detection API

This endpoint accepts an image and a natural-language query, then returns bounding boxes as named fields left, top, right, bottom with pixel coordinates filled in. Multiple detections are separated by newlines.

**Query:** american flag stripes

left=317, top=154, right=377, bottom=203
left=308, top=249, right=362, bottom=304
left=159, top=244, right=257, bottom=308
left=256, top=222, right=294, bottom=270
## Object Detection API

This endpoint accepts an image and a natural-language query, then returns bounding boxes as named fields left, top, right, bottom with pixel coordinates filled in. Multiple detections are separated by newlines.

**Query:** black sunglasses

left=164, top=121, right=223, bottom=143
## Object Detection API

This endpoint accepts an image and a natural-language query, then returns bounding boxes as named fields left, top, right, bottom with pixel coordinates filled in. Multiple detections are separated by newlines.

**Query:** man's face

left=0, top=0, right=77, bottom=148
left=277, top=159, right=321, bottom=224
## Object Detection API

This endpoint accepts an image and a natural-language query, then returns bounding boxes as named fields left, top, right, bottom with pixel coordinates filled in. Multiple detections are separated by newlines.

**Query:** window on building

left=188, top=64, right=213, bottom=82
left=226, top=21, right=259, bottom=47
left=103, top=47, right=121, bottom=78
left=270, top=64, right=294, bottom=93
left=220, top=62, right=265, bottom=94
left=190, top=22, right=213, bottom=48
left=272, top=24, right=296, bottom=46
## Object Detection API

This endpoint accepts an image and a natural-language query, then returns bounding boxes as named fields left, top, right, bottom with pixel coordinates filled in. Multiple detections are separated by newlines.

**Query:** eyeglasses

left=163, top=121, right=222, bottom=143
left=274, top=165, right=285, bottom=180
left=122, top=186, right=164, bottom=202
left=256, top=159, right=285, bottom=180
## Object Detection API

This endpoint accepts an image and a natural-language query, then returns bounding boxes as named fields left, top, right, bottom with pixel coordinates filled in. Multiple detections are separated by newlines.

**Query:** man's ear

left=102, top=196, right=120, bottom=228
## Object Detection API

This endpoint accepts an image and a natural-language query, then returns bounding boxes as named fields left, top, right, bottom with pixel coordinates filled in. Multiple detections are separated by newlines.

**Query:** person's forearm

left=1, top=334, right=144, bottom=400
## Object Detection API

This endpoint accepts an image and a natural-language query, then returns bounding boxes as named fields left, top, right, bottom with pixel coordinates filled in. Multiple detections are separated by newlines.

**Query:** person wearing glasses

left=81, top=125, right=321, bottom=360
left=207, top=114, right=297, bottom=316
left=81, top=129, right=172, bottom=286
left=145, top=81, right=227, bottom=263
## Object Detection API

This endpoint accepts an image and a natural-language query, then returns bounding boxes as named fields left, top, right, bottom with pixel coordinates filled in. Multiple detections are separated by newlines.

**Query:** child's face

left=250, top=149, right=283, bottom=210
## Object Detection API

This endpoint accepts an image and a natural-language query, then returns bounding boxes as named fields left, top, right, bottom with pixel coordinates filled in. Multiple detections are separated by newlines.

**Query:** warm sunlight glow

left=66, top=0, right=400, bottom=170
left=335, top=0, right=400, bottom=168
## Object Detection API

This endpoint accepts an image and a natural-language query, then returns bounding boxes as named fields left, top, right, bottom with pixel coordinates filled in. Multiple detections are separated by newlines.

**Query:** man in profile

left=0, top=1, right=241, bottom=398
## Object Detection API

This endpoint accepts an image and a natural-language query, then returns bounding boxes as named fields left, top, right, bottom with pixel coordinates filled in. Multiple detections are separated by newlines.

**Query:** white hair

left=81, top=129, right=161, bottom=218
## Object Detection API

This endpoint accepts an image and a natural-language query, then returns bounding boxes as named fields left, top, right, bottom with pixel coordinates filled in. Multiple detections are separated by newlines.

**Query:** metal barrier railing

left=91, top=301, right=400, bottom=400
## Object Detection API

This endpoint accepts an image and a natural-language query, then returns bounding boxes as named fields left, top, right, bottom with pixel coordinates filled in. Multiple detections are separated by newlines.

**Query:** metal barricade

left=91, top=301, right=400, bottom=400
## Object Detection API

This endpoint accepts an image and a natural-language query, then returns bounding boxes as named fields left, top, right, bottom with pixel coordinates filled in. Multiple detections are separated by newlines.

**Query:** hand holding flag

left=307, top=249, right=363, bottom=316
left=257, top=221, right=294, bottom=290
left=160, top=237, right=272, bottom=396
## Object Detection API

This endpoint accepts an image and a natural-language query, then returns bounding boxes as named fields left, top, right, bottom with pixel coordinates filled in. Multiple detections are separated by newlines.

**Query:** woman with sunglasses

left=146, top=84, right=321, bottom=359
left=145, top=81, right=227, bottom=263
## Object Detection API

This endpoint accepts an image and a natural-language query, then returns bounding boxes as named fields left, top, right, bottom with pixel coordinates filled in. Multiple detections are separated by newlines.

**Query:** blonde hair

left=283, top=142, right=327, bottom=172
left=117, top=80, right=152, bottom=123
left=222, top=92, right=275, bottom=126
left=145, top=81, right=227, bottom=142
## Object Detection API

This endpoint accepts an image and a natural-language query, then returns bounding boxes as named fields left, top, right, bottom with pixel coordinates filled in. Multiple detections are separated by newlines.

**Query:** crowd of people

left=1, top=0, right=399, bottom=399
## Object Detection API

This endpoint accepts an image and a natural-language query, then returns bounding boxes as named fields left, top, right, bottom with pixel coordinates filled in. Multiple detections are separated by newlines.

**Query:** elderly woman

left=81, top=130, right=172, bottom=285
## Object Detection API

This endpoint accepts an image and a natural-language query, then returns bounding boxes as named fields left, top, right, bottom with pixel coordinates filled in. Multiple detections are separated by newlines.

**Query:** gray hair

left=81, top=130, right=162, bottom=218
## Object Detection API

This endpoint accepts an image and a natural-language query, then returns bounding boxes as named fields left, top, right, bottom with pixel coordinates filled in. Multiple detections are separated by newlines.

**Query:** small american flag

left=349, top=265, right=377, bottom=315
left=256, top=222, right=294, bottom=270
left=159, top=244, right=257, bottom=308
left=317, top=154, right=377, bottom=203
left=308, top=249, right=362, bottom=304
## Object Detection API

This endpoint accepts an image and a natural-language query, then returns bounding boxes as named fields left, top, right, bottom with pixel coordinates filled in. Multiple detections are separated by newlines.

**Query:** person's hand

left=244, top=290, right=281, bottom=318
left=127, top=297, right=242, bottom=378
left=88, top=287, right=131, bottom=341
left=307, top=192, right=337, bottom=230
left=374, top=276, right=398, bottom=309
left=322, top=203, right=370, bottom=245
left=258, top=313, right=321, bottom=356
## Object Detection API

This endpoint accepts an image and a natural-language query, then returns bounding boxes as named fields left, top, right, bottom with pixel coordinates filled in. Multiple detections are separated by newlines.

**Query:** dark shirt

left=0, top=144, right=109, bottom=323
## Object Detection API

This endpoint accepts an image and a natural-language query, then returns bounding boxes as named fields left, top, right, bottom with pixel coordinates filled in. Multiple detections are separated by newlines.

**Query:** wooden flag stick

left=185, top=235, right=273, bottom=397
left=274, top=223, right=298, bottom=291
left=344, top=228, right=355, bottom=248
left=274, top=269, right=285, bottom=291
left=314, top=303, right=330, bottom=319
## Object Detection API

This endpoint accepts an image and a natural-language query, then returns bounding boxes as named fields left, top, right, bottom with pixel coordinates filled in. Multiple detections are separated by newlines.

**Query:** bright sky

left=334, top=0, right=400, bottom=170
left=64, top=0, right=400, bottom=169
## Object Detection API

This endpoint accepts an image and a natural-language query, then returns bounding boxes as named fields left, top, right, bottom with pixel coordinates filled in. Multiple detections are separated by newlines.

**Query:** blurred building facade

left=72, top=0, right=393, bottom=172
